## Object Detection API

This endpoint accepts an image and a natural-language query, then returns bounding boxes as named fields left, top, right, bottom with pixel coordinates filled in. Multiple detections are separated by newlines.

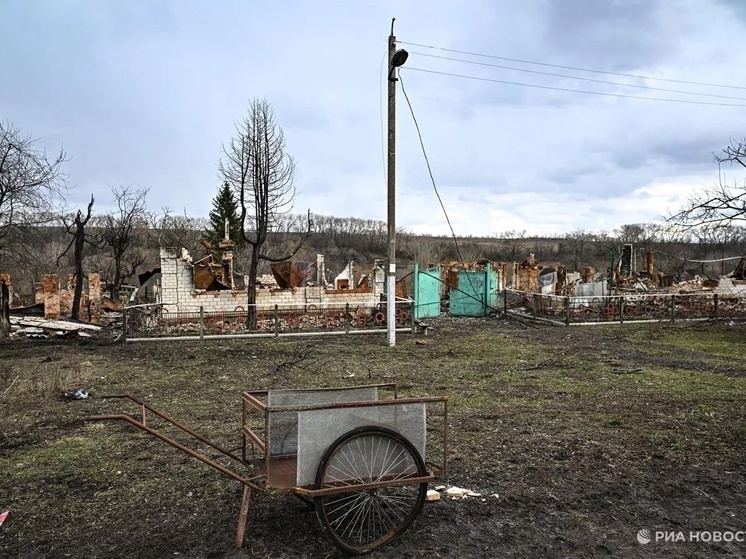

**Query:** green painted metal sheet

left=449, top=265, right=499, bottom=317
left=414, top=264, right=441, bottom=320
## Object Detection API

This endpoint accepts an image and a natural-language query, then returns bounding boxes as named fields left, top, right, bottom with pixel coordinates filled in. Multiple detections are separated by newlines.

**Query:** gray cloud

left=541, top=0, right=676, bottom=71
left=2, top=0, right=745, bottom=236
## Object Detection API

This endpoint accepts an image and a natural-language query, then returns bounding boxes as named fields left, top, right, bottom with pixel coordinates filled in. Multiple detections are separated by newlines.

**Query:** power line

left=398, top=71, right=503, bottom=313
left=651, top=249, right=744, bottom=263
left=398, top=41, right=746, bottom=91
left=410, top=51, right=746, bottom=102
left=398, top=70, right=460, bottom=250
left=404, top=67, right=746, bottom=107
left=398, top=69, right=479, bottom=297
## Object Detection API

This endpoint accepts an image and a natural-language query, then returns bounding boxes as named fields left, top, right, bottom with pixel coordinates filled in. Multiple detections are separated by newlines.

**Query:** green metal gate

left=449, top=264, right=499, bottom=317
left=413, top=264, right=441, bottom=320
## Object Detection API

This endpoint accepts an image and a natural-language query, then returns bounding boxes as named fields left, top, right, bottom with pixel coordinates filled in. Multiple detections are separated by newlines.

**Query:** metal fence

left=123, top=301, right=414, bottom=340
left=503, top=290, right=746, bottom=325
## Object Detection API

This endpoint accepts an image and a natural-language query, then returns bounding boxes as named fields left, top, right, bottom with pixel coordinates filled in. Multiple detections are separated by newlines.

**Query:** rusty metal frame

left=295, top=474, right=437, bottom=498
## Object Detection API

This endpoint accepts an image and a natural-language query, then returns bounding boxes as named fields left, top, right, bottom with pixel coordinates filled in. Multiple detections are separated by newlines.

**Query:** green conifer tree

left=206, top=182, right=244, bottom=249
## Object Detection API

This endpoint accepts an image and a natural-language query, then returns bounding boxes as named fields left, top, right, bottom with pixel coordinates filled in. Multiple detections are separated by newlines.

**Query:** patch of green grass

left=620, top=323, right=746, bottom=358
left=447, top=390, right=498, bottom=410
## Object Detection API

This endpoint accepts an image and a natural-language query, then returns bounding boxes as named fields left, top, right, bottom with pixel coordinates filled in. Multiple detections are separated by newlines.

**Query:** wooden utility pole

left=387, top=19, right=397, bottom=347
left=385, top=19, right=409, bottom=347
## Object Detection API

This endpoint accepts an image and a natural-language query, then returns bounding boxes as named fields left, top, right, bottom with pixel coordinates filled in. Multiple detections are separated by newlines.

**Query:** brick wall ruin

left=159, top=248, right=385, bottom=314
left=513, top=258, right=541, bottom=292
left=43, top=275, right=61, bottom=319
left=20, top=273, right=103, bottom=320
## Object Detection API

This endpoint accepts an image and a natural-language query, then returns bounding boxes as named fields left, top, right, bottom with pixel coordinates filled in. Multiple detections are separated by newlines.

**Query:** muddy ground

left=1, top=316, right=746, bottom=558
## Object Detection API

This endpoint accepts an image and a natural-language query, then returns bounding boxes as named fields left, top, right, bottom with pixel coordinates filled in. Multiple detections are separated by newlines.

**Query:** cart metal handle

left=87, top=394, right=265, bottom=491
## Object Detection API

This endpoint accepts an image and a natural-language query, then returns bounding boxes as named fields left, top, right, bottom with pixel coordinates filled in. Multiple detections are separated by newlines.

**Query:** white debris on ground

left=8, top=316, right=103, bottom=340
left=427, top=486, right=488, bottom=502
left=445, top=486, right=482, bottom=498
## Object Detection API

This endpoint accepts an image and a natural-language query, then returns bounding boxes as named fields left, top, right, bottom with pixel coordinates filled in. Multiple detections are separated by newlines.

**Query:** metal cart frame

left=89, top=383, right=448, bottom=555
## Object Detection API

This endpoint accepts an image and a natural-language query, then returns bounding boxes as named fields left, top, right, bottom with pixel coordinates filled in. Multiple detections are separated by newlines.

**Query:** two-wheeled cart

left=89, top=383, right=448, bottom=555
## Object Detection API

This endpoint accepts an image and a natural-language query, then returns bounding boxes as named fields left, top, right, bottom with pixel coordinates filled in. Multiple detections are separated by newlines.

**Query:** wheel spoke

left=376, top=445, right=413, bottom=482
left=371, top=492, right=399, bottom=529
left=325, top=492, right=366, bottom=521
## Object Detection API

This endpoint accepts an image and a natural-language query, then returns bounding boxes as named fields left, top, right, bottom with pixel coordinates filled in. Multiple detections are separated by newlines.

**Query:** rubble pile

left=8, top=316, right=106, bottom=340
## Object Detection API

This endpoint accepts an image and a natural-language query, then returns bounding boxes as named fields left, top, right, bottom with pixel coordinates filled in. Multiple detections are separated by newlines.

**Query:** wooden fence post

left=670, top=295, right=676, bottom=323
left=121, top=305, right=128, bottom=342
left=274, top=305, right=279, bottom=337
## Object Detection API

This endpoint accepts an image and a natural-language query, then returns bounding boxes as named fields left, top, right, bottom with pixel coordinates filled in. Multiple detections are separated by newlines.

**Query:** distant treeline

left=4, top=215, right=746, bottom=302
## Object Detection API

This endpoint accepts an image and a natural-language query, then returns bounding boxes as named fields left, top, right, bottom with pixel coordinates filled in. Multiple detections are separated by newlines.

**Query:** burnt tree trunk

left=0, top=280, right=10, bottom=339
left=71, top=225, right=86, bottom=320
left=246, top=247, right=259, bottom=330
left=62, top=196, right=94, bottom=320
left=112, top=257, right=122, bottom=302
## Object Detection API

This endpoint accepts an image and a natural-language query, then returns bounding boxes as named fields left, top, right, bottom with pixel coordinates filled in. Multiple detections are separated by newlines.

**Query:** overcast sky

left=3, top=0, right=746, bottom=238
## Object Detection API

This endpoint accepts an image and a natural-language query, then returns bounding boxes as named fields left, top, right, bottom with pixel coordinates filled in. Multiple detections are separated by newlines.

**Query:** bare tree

left=154, top=207, right=209, bottom=256
left=653, top=223, right=690, bottom=244
left=0, top=121, right=68, bottom=264
left=455, top=241, right=484, bottom=263
left=58, top=195, right=95, bottom=319
left=613, top=224, right=646, bottom=244
left=219, top=98, right=311, bottom=328
left=495, top=229, right=526, bottom=262
left=96, top=186, right=149, bottom=301
left=562, top=230, right=598, bottom=271
left=407, top=237, right=449, bottom=268
left=690, top=223, right=746, bottom=276
left=669, top=139, right=746, bottom=228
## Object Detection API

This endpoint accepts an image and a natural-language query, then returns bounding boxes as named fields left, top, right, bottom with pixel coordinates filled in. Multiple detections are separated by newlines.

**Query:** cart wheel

left=314, top=426, right=428, bottom=555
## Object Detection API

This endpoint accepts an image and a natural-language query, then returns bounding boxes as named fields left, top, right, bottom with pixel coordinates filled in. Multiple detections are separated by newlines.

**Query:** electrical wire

left=403, top=67, right=746, bottom=107
left=397, top=70, right=463, bottom=260
left=409, top=51, right=746, bottom=102
left=395, top=42, right=746, bottom=310
left=650, top=249, right=744, bottom=263
left=398, top=41, right=746, bottom=91
left=398, top=69, right=486, bottom=306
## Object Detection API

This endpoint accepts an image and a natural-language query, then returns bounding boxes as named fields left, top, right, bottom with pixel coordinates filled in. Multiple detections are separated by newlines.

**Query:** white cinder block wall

left=159, top=248, right=383, bottom=314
